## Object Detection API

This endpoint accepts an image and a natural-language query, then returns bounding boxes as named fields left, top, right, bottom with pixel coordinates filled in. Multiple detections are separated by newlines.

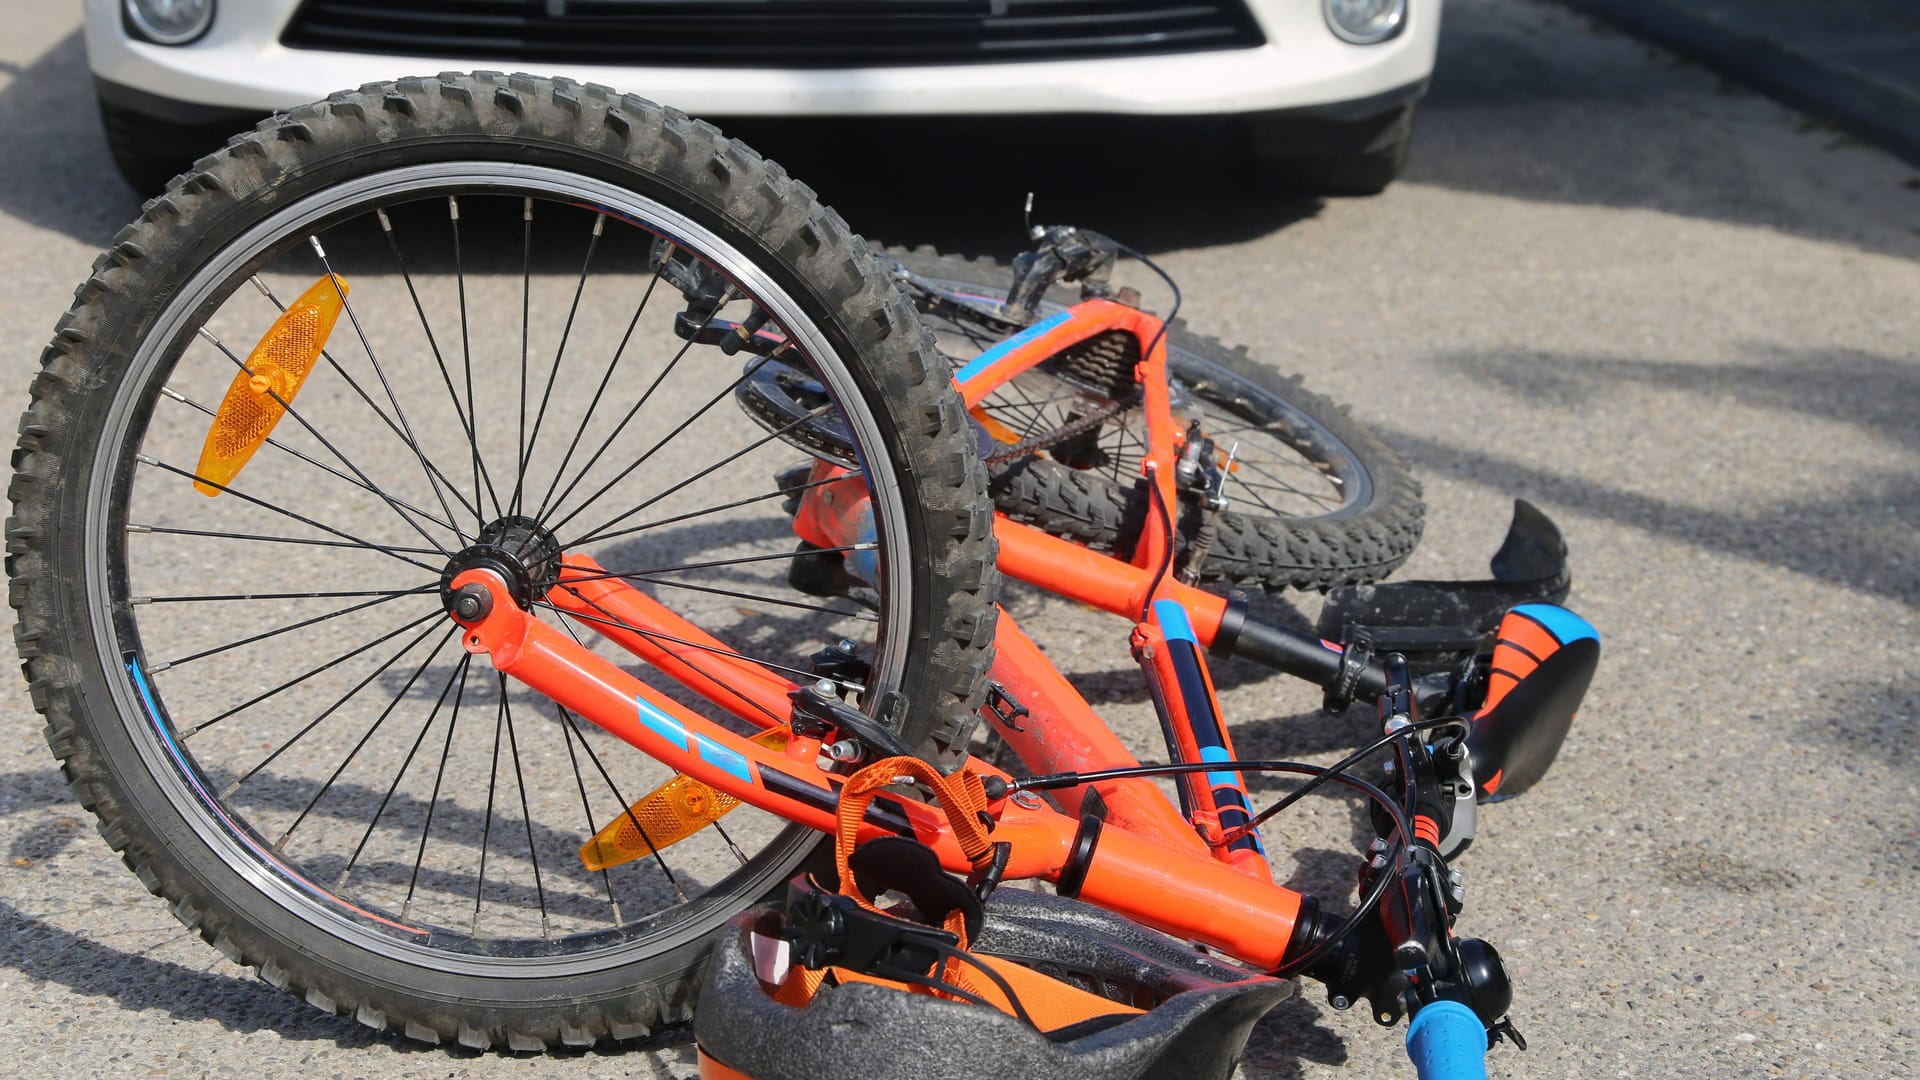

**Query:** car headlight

left=1325, top=0, right=1406, bottom=45
left=124, top=0, right=215, bottom=46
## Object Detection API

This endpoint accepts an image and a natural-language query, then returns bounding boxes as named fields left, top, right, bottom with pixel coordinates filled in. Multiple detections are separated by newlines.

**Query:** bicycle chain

left=982, top=386, right=1143, bottom=467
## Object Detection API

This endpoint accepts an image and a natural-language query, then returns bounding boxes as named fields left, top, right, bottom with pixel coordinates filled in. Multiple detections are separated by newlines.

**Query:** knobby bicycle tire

left=888, top=248, right=1424, bottom=592
left=10, top=74, right=997, bottom=1051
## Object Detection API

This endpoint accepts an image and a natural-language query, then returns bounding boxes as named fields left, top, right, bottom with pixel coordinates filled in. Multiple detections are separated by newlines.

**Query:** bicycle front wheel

left=10, top=76, right=995, bottom=1050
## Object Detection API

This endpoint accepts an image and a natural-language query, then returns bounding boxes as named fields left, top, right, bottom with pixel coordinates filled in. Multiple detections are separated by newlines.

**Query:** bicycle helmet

left=693, top=753, right=1291, bottom=1080
left=694, top=850, right=1290, bottom=1080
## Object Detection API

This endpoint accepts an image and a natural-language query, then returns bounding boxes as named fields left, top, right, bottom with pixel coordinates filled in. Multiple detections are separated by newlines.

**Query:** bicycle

left=10, top=74, right=1597, bottom=1075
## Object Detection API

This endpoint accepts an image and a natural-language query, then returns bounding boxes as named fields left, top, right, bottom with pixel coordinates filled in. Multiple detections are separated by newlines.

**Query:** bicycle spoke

left=193, top=325, right=453, bottom=556
left=309, top=236, right=470, bottom=547
left=183, top=609, right=445, bottom=738
left=404, top=653, right=471, bottom=921
left=532, top=251, right=672, bottom=521
left=516, top=198, right=534, bottom=516
left=1232, top=471, right=1336, bottom=498
left=378, top=207, right=502, bottom=524
left=147, top=588, right=433, bottom=672
left=336, top=651, right=469, bottom=890
left=136, top=585, right=433, bottom=605
left=1201, top=418, right=1279, bottom=439
left=514, top=211, right=603, bottom=517
left=129, top=522, right=441, bottom=559
left=472, top=685, right=506, bottom=935
left=542, top=587, right=842, bottom=693
left=449, top=196, right=506, bottom=521
left=990, top=375, right=1066, bottom=441
left=222, top=618, right=445, bottom=797
left=249, top=273, right=484, bottom=527
left=562, top=398, right=830, bottom=547
left=545, top=597, right=787, bottom=727
left=558, top=541, right=877, bottom=586
left=161, top=385, right=460, bottom=536
left=709, top=817, right=750, bottom=866
left=579, top=470, right=858, bottom=548
left=1231, top=457, right=1340, bottom=510
left=138, top=457, right=442, bottom=573
left=624, top=574, right=877, bottom=622
left=1228, top=469, right=1286, bottom=516
left=499, top=678, right=552, bottom=940
left=556, top=701, right=622, bottom=925
left=540, top=296, right=736, bottom=527
left=553, top=701, right=688, bottom=904
left=1106, top=422, right=1134, bottom=486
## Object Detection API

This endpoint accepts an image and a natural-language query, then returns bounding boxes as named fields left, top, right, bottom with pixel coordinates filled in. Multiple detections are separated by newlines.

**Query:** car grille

left=280, top=0, right=1265, bottom=68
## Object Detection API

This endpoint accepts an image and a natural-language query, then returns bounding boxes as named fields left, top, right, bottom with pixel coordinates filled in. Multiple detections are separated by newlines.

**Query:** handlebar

left=1406, top=1000, right=1490, bottom=1080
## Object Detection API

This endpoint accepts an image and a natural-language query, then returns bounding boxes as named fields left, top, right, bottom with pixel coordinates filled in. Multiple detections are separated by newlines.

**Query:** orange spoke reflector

left=579, top=727, right=788, bottom=872
left=194, top=274, right=348, bottom=496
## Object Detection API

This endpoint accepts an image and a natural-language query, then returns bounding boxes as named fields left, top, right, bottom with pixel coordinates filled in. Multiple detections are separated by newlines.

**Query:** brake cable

left=996, top=714, right=1469, bottom=978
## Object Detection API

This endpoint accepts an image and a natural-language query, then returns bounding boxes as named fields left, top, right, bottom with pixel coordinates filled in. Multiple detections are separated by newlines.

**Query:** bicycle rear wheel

left=888, top=248, right=1424, bottom=592
left=9, top=75, right=995, bottom=1050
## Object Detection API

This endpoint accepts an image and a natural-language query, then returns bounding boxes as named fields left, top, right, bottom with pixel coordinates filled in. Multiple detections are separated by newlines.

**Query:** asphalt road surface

left=2, top=2, right=1917, bottom=1078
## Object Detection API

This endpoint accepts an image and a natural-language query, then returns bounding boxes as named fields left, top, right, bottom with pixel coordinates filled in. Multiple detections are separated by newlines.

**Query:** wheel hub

left=439, top=515, right=562, bottom=612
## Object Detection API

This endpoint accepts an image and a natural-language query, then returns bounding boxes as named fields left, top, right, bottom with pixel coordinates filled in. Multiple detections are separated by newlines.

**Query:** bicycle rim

left=81, top=163, right=915, bottom=977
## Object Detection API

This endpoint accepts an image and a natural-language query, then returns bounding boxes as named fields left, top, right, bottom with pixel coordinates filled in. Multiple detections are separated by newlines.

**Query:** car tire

left=97, top=97, right=240, bottom=197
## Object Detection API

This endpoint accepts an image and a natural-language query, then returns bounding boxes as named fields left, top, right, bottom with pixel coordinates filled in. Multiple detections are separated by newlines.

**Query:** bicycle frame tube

left=449, top=561, right=1309, bottom=969
left=796, top=299, right=1283, bottom=860
left=954, top=298, right=1270, bottom=858
left=984, top=614, right=1207, bottom=854
left=951, top=299, right=1242, bottom=641
left=953, top=299, right=1184, bottom=597
left=1136, top=600, right=1268, bottom=874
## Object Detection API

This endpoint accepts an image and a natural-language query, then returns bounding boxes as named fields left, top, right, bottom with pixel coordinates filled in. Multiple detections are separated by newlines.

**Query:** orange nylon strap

left=834, top=756, right=997, bottom=932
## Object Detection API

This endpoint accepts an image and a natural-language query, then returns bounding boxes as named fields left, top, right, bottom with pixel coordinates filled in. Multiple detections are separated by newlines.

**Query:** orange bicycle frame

left=448, top=296, right=1318, bottom=971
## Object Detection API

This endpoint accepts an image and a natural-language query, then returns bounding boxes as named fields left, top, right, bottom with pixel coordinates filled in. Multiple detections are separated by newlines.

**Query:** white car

left=91, top=0, right=1438, bottom=195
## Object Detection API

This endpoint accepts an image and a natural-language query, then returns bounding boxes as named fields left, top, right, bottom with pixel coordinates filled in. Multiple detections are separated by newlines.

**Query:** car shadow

left=709, top=112, right=1325, bottom=258
left=0, top=30, right=1324, bottom=258
left=9, top=1, right=1919, bottom=261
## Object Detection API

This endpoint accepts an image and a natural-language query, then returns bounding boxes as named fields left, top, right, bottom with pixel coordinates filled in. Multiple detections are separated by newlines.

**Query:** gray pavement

left=1558, top=0, right=1920, bottom=165
left=2, top=1, right=1919, bottom=1079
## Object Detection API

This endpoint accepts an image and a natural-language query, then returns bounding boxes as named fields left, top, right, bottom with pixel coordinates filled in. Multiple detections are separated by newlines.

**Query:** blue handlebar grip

left=1405, top=1001, right=1489, bottom=1080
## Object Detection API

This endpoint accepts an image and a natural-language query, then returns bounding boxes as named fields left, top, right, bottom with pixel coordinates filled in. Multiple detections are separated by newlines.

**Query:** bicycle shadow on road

left=0, top=890, right=394, bottom=1050
left=1414, top=343, right=1920, bottom=610
left=0, top=889, right=704, bottom=1065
